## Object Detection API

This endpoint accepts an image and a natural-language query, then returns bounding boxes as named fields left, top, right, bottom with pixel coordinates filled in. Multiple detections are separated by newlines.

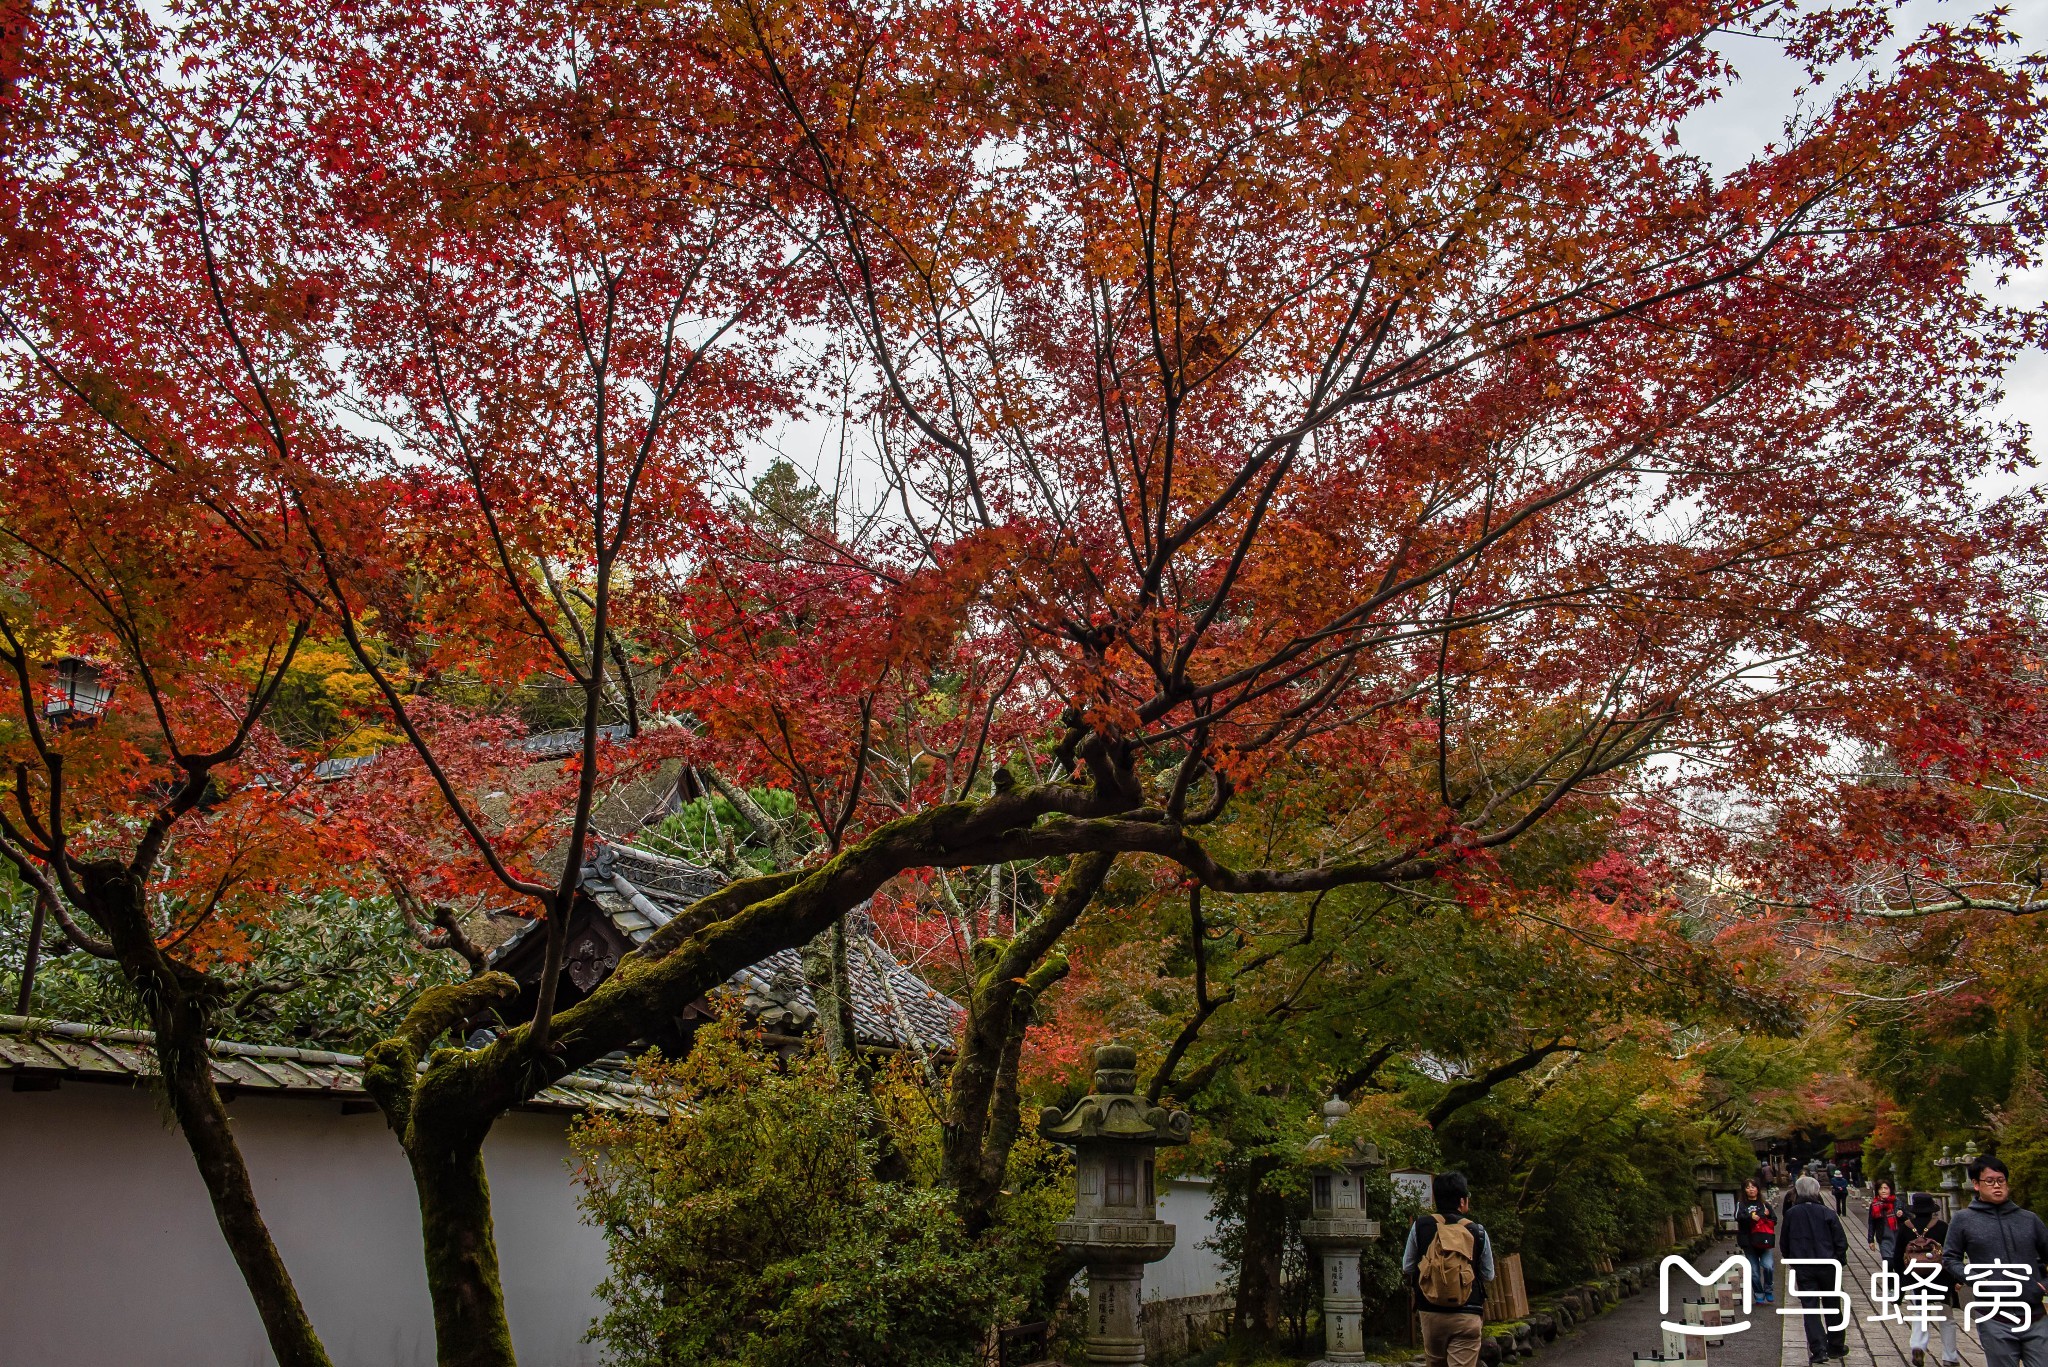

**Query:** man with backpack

left=1404, top=1171, right=1496, bottom=1367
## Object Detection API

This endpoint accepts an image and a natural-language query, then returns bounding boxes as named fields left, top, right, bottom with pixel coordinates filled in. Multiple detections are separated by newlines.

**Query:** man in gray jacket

left=1943, top=1156, right=2048, bottom=1367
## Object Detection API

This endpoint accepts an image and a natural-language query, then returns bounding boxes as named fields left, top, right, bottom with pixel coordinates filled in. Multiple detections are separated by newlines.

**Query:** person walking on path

left=1834, top=1170, right=1851, bottom=1216
left=1892, top=1190, right=1960, bottom=1367
left=1784, top=1174, right=1851, bottom=1365
left=1737, top=1177, right=1779, bottom=1305
left=1872, top=1180, right=1903, bottom=1262
left=1943, top=1156, right=2048, bottom=1367
left=1404, top=1171, right=1495, bottom=1367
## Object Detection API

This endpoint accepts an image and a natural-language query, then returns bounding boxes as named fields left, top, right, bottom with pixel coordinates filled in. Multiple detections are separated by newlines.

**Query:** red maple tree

left=3, top=0, right=2043, bottom=1362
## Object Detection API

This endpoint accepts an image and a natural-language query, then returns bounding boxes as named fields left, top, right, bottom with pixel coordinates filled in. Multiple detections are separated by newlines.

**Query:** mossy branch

left=635, top=869, right=806, bottom=961
left=992, top=852, right=1112, bottom=987
left=408, top=784, right=1126, bottom=1156
left=982, top=951, right=1068, bottom=1188
left=365, top=973, right=519, bottom=1136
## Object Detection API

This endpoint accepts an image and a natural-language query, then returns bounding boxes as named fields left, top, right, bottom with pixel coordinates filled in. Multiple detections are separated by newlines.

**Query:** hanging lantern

left=46, top=656, right=114, bottom=725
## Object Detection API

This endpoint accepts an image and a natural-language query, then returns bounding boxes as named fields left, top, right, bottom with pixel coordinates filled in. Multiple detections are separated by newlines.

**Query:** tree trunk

left=364, top=974, right=525, bottom=1367
left=155, top=1006, right=336, bottom=1367
left=800, top=917, right=856, bottom=1065
left=406, top=1126, right=516, bottom=1367
left=83, top=865, right=335, bottom=1367
left=369, top=792, right=1124, bottom=1367
left=13, top=886, right=46, bottom=1013
left=940, top=854, right=1113, bottom=1234
left=1234, top=1167, right=1288, bottom=1340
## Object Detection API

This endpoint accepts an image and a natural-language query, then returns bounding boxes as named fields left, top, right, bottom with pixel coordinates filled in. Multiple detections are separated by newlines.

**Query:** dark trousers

left=1833, top=1191, right=1847, bottom=1214
left=1980, top=1316, right=2048, bottom=1367
left=1798, top=1294, right=1846, bottom=1362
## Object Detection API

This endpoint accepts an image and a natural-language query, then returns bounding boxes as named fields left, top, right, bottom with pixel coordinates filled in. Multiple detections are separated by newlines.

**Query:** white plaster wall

left=1149, top=1176, right=1231, bottom=1301
left=0, top=1082, right=609, bottom=1367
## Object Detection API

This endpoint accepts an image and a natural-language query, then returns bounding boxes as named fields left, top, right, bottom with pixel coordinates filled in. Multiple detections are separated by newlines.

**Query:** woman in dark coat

left=1868, top=1179, right=1901, bottom=1261
left=1890, top=1192, right=1957, bottom=1367
left=1735, top=1176, right=1778, bottom=1305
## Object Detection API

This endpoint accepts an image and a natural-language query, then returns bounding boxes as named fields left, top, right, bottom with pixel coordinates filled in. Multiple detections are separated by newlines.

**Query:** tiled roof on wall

left=0, top=1014, right=666, bottom=1115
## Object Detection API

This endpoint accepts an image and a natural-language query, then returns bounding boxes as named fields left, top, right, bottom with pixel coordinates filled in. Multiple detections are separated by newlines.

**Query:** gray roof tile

left=0, top=1015, right=665, bottom=1115
left=492, top=842, right=961, bottom=1054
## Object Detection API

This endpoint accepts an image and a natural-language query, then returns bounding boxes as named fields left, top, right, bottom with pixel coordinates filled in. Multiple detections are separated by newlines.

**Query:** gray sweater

left=1942, top=1199, right=2048, bottom=1310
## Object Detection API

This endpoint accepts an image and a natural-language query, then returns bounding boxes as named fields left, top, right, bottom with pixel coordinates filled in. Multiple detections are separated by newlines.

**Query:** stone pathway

left=1544, top=1239, right=1778, bottom=1367
left=1487, top=1191, right=2012, bottom=1367
left=1778, top=1196, right=1988, bottom=1367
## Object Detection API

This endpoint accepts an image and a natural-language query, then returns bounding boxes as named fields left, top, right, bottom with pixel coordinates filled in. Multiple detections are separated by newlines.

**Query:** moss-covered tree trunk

left=800, top=917, right=857, bottom=1065
left=406, top=1127, right=514, bottom=1367
left=364, top=974, right=525, bottom=1367
left=365, top=782, right=1135, bottom=1367
left=85, top=864, right=335, bottom=1367
left=941, top=854, right=1113, bottom=1234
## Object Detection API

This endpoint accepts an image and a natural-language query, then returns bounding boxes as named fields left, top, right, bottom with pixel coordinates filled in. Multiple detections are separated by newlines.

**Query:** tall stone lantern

left=1301, top=1098, right=1384, bottom=1366
left=1040, top=1044, right=1192, bottom=1366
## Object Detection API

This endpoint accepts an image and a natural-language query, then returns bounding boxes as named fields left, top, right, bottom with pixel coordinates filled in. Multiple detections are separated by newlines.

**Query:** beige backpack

left=1418, top=1213, right=1478, bottom=1307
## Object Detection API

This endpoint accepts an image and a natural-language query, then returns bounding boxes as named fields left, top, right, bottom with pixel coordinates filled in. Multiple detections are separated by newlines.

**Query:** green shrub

left=572, top=1020, right=1032, bottom=1367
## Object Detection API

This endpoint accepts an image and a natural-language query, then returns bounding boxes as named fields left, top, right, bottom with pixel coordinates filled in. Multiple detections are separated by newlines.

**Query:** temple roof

left=489, top=842, right=961, bottom=1055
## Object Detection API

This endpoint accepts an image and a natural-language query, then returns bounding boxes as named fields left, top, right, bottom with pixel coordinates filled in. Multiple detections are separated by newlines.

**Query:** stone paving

left=1542, top=1238, right=1778, bottom=1367
left=1541, top=1192, right=2001, bottom=1367
left=1778, top=1196, right=1989, bottom=1367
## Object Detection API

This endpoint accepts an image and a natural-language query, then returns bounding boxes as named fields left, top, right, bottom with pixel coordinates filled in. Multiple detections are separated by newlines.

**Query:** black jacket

left=1781, top=1196, right=1849, bottom=1264
left=1943, top=1199, right=2048, bottom=1311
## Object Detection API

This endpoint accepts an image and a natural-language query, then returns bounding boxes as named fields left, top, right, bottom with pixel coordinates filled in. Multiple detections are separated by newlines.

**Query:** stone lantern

left=1040, top=1044, right=1191, bottom=1366
left=1936, top=1144, right=1980, bottom=1218
left=1301, top=1098, right=1384, bottom=1366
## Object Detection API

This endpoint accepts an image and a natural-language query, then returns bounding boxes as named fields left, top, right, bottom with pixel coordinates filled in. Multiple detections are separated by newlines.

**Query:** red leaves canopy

left=2, top=0, right=2043, bottom=921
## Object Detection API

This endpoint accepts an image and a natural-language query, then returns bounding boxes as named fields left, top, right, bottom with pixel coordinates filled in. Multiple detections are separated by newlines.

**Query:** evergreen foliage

left=572, top=1020, right=1052, bottom=1367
